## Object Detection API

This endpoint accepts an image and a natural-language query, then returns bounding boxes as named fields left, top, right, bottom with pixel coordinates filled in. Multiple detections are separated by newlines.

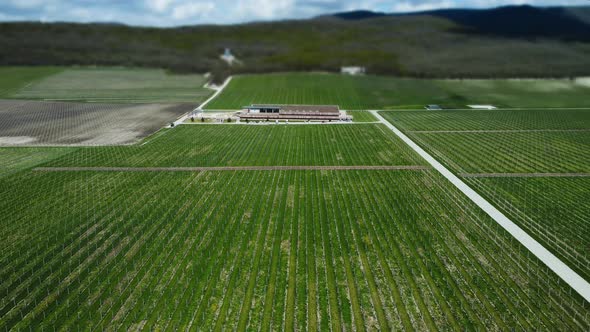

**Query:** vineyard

left=8, top=67, right=211, bottom=104
left=1, top=168, right=589, bottom=330
left=380, top=108, right=590, bottom=282
left=1, top=64, right=590, bottom=330
left=409, top=131, right=589, bottom=173
left=347, top=111, right=378, bottom=122
left=467, top=177, right=590, bottom=278
left=43, top=124, right=425, bottom=167
left=204, top=73, right=590, bottom=110
left=0, top=118, right=588, bottom=329
left=0, top=147, right=75, bottom=179
left=0, top=67, right=214, bottom=146
left=0, top=100, right=193, bottom=146
left=387, top=108, right=590, bottom=131
left=0, top=67, right=62, bottom=98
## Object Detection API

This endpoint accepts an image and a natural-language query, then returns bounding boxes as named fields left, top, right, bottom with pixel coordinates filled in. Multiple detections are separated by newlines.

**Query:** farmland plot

left=385, top=109, right=590, bottom=132
left=347, top=110, right=378, bottom=122
left=380, top=109, right=590, bottom=281
left=0, top=169, right=588, bottom=330
left=43, top=124, right=425, bottom=167
left=467, top=177, right=590, bottom=280
left=408, top=131, right=589, bottom=174
left=0, top=147, right=75, bottom=178
left=0, top=67, right=62, bottom=98
left=205, top=73, right=590, bottom=110
left=0, top=100, right=193, bottom=146
left=10, top=67, right=211, bottom=104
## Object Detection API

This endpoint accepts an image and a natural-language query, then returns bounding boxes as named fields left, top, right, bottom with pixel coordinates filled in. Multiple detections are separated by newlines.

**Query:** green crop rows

left=412, top=131, right=589, bottom=174
left=386, top=109, right=590, bottom=131
left=44, top=124, right=424, bottom=167
left=1, top=110, right=589, bottom=329
left=1, top=169, right=588, bottom=330
left=0, top=67, right=63, bottom=98
left=3, top=67, right=211, bottom=104
left=467, top=177, right=590, bottom=278
left=347, top=111, right=378, bottom=122
left=0, top=147, right=76, bottom=179
left=381, top=108, right=590, bottom=281
left=205, top=73, right=590, bottom=110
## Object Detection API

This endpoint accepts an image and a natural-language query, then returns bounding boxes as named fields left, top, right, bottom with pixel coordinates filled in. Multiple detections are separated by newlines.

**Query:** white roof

left=468, top=105, right=497, bottom=110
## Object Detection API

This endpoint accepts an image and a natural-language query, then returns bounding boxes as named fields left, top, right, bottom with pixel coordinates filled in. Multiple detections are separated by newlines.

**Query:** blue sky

left=0, top=0, right=588, bottom=26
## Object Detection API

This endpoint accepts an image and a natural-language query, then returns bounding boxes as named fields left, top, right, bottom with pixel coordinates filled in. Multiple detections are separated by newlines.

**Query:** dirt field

left=0, top=100, right=193, bottom=145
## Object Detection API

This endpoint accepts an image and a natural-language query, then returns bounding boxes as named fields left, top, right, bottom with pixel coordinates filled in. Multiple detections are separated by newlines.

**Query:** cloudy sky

left=0, top=0, right=588, bottom=26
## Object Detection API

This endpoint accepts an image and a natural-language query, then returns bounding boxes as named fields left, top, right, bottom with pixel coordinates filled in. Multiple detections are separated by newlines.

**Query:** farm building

left=239, top=104, right=350, bottom=121
left=468, top=105, right=497, bottom=110
left=220, top=48, right=236, bottom=65
left=341, top=66, right=366, bottom=75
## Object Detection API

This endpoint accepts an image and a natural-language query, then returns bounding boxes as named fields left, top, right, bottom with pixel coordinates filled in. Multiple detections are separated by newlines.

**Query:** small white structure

left=468, top=105, right=497, bottom=110
left=221, top=48, right=236, bottom=65
left=341, top=66, right=366, bottom=75
left=425, top=105, right=443, bottom=110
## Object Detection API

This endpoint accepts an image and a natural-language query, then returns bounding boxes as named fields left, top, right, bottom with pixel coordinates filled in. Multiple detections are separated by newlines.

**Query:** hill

left=1, top=5, right=590, bottom=78
left=417, top=5, right=590, bottom=41
left=322, top=10, right=388, bottom=20
left=330, top=5, right=590, bottom=41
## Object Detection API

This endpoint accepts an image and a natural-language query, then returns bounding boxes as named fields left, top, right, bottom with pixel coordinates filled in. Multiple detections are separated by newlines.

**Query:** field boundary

left=409, top=129, right=590, bottom=134
left=370, top=110, right=590, bottom=302
left=33, top=165, right=430, bottom=172
left=380, top=107, right=590, bottom=111
left=460, top=173, right=590, bottom=178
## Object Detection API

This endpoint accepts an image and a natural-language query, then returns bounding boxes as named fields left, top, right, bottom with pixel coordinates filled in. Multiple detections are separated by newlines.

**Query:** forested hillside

left=1, top=5, right=589, bottom=78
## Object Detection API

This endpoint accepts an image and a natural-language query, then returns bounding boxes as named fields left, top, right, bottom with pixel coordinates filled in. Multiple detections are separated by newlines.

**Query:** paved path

left=34, top=165, right=429, bottom=172
left=370, top=110, right=590, bottom=302
left=461, top=172, right=590, bottom=178
left=171, top=76, right=233, bottom=126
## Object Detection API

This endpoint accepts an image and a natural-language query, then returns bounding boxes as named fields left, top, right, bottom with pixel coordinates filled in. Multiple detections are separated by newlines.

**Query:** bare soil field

left=0, top=100, right=192, bottom=145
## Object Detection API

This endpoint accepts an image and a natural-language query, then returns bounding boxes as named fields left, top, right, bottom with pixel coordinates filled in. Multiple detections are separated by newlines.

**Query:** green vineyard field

left=381, top=108, right=590, bottom=282
left=205, top=73, right=590, bottom=110
left=0, top=147, right=76, bottom=179
left=1, top=87, right=589, bottom=329
left=409, top=131, right=589, bottom=174
left=3, top=67, right=211, bottom=104
left=383, top=109, right=590, bottom=131
left=44, top=124, right=425, bottom=167
left=467, top=176, right=590, bottom=279
left=0, top=169, right=588, bottom=330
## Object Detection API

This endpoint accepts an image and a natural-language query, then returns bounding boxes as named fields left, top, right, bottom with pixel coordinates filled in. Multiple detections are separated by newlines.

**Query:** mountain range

left=328, top=5, right=590, bottom=41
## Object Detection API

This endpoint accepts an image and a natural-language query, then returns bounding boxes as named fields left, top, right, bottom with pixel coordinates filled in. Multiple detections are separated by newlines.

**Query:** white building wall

left=341, top=66, right=366, bottom=75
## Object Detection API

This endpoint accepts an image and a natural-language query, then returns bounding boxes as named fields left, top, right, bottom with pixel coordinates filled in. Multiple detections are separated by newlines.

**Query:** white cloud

left=171, top=2, right=215, bottom=20
left=234, top=0, right=295, bottom=20
left=68, top=7, right=93, bottom=21
left=7, top=0, right=47, bottom=10
left=391, top=0, right=456, bottom=12
left=1, top=0, right=590, bottom=26
left=145, top=0, right=174, bottom=13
